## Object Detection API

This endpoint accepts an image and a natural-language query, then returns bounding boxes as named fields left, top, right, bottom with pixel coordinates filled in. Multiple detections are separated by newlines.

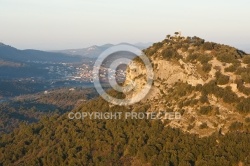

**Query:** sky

left=0, top=0, right=250, bottom=52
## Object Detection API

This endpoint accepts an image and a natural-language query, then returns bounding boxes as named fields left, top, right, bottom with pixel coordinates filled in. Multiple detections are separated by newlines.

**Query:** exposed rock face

left=125, top=61, right=148, bottom=100
left=123, top=34, right=250, bottom=137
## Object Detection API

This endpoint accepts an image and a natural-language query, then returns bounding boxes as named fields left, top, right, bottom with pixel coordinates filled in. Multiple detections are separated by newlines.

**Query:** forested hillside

left=0, top=96, right=249, bottom=165
left=0, top=88, right=97, bottom=134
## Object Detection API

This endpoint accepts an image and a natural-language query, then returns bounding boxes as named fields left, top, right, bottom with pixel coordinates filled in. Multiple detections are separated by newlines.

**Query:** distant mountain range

left=0, top=43, right=81, bottom=63
left=53, top=42, right=153, bottom=58
left=0, top=42, right=152, bottom=63
left=0, top=43, right=84, bottom=81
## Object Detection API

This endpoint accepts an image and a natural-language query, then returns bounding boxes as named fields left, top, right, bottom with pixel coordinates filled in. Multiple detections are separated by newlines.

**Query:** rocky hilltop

left=125, top=33, right=250, bottom=137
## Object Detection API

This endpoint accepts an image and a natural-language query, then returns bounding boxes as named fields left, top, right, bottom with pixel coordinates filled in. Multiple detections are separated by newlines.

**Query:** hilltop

left=125, top=32, right=250, bottom=136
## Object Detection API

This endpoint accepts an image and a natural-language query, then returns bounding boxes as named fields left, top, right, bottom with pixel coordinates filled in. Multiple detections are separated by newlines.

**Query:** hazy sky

left=0, top=0, right=250, bottom=52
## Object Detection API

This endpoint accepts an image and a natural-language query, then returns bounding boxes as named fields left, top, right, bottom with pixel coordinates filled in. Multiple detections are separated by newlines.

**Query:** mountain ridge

left=0, top=43, right=82, bottom=63
left=53, top=42, right=152, bottom=58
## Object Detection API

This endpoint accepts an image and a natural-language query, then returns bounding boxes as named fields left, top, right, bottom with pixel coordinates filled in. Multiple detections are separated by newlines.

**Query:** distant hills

left=0, top=43, right=82, bottom=63
left=0, top=41, right=151, bottom=95
left=0, top=42, right=152, bottom=63
left=53, top=42, right=152, bottom=58
left=0, top=43, right=82, bottom=80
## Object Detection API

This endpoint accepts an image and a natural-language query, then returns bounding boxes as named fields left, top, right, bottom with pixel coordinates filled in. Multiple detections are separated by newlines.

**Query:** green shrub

left=181, top=45, right=189, bottom=52
left=241, top=72, right=250, bottom=83
left=199, top=106, right=212, bottom=115
left=199, top=122, right=208, bottom=129
left=229, top=122, right=243, bottom=130
left=186, top=53, right=198, bottom=62
left=201, top=80, right=217, bottom=95
left=187, top=124, right=194, bottom=130
left=195, top=84, right=202, bottom=91
left=217, top=53, right=236, bottom=63
left=236, top=79, right=250, bottom=95
left=236, top=67, right=250, bottom=83
left=237, top=97, right=250, bottom=113
left=221, top=86, right=239, bottom=103
left=235, top=67, right=247, bottom=75
left=200, top=94, right=208, bottom=103
left=145, top=48, right=156, bottom=56
left=161, top=48, right=180, bottom=60
left=192, top=37, right=205, bottom=46
left=202, top=42, right=214, bottom=50
left=197, top=54, right=212, bottom=64
left=201, top=81, right=239, bottom=104
left=152, top=42, right=163, bottom=49
left=190, top=99, right=199, bottom=105
left=187, top=49, right=195, bottom=54
left=202, top=63, right=212, bottom=72
left=245, top=117, right=250, bottom=123
left=215, top=71, right=229, bottom=85
left=224, top=64, right=237, bottom=72
left=242, top=55, right=250, bottom=64
left=174, top=44, right=182, bottom=49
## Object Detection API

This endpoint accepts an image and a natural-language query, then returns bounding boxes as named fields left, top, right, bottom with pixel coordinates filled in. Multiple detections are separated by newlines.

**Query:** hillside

left=125, top=33, right=250, bottom=137
left=0, top=96, right=249, bottom=165
left=0, top=34, right=250, bottom=165
left=0, top=87, right=98, bottom=134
